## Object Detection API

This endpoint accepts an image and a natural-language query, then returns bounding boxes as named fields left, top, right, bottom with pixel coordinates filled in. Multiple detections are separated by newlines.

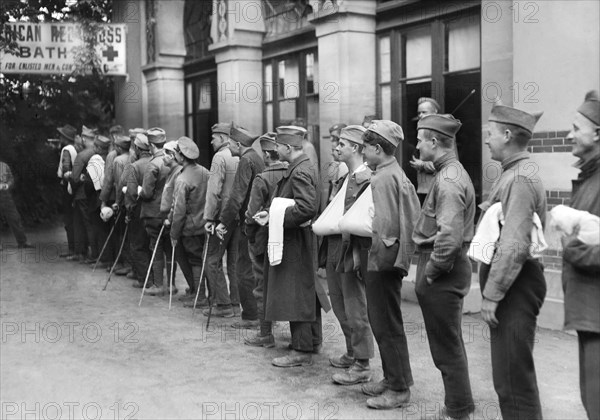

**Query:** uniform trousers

left=204, top=222, right=239, bottom=306
left=128, top=206, right=151, bottom=283
left=480, top=260, right=546, bottom=420
left=0, top=191, right=27, bottom=246
left=415, top=248, right=474, bottom=418
left=365, top=270, right=413, bottom=391
left=578, top=331, right=600, bottom=420
left=144, top=218, right=174, bottom=287
left=73, top=198, right=91, bottom=257
left=235, top=227, right=257, bottom=320
left=249, top=246, right=272, bottom=335
left=89, top=204, right=111, bottom=262
left=290, top=297, right=323, bottom=353
left=61, top=186, right=74, bottom=253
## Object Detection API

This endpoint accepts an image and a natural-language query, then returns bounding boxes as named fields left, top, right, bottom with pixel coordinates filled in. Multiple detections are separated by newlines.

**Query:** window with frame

left=377, top=10, right=482, bottom=202
left=263, top=49, right=320, bottom=154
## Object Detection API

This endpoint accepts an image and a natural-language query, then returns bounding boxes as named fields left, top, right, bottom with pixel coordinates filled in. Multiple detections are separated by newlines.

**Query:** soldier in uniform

left=329, top=125, right=375, bottom=386
left=139, top=128, right=172, bottom=296
left=562, top=90, right=600, bottom=420
left=125, top=133, right=154, bottom=289
left=244, top=132, right=288, bottom=347
left=202, top=123, right=240, bottom=311
left=255, top=126, right=327, bottom=368
left=412, top=114, right=475, bottom=419
left=56, top=124, right=78, bottom=258
left=480, top=104, right=546, bottom=419
left=169, top=137, right=210, bottom=302
left=70, top=125, right=98, bottom=262
left=215, top=125, right=264, bottom=323
left=360, top=120, right=420, bottom=409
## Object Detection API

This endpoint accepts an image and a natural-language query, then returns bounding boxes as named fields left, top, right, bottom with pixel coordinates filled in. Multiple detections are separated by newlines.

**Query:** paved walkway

left=0, top=226, right=587, bottom=419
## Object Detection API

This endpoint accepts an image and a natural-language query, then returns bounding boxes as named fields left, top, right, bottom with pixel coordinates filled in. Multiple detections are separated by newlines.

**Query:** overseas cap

left=418, top=114, right=462, bottom=138
left=366, top=120, right=404, bottom=147
left=577, top=90, right=600, bottom=125
left=276, top=126, right=305, bottom=147
left=114, top=134, right=131, bottom=148
left=329, top=123, right=347, bottom=139
left=340, top=125, right=367, bottom=145
left=81, top=125, right=98, bottom=139
left=259, top=132, right=277, bottom=151
left=94, top=134, right=111, bottom=149
left=418, top=97, right=441, bottom=112
left=129, top=128, right=146, bottom=139
left=146, top=127, right=166, bottom=144
left=230, top=125, right=258, bottom=147
left=489, top=104, right=543, bottom=134
left=177, top=136, right=199, bottom=159
left=212, top=122, right=231, bottom=136
left=163, top=140, right=179, bottom=153
left=57, top=124, right=77, bottom=142
left=134, top=133, right=150, bottom=150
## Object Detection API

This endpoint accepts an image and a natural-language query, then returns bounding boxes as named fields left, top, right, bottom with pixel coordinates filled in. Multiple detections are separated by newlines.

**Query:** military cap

left=418, top=97, right=441, bottom=112
left=114, top=134, right=131, bottom=148
left=489, top=104, right=543, bottom=134
left=329, top=123, right=347, bottom=139
left=230, top=125, right=258, bottom=147
left=366, top=120, right=404, bottom=147
left=418, top=114, right=462, bottom=138
left=81, top=125, right=98, bottom=139
left=291, top=118, right=308, bottom=128
left=259, top=132, right=277, bottom=151
left=340, top=125, right=367, bottom=145
left=163, top=140, right=179, bottom=153
left=94, top=134, right=111, bottom=149
left=129, top=128, right=146, bottom=138
left=212, top=122, right=231, bottom=136
left=177, top=136, right=199, bottom=160
left=146, top=127, right=166, bottom=144
left=109, top=125, right=124, bottom=136
left=276, top=126, right=305, bottom=147
left=57, top=124, right=77, bottom=142
left=134, top=133, right=150, bottom=150
left=577, top=90, right=600, bottom=125
left=362, top=115, right=378, bottom=126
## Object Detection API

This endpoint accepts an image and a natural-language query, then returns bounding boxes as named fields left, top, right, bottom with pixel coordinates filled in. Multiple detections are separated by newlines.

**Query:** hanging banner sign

left=0, top=22, right=127, bottom=75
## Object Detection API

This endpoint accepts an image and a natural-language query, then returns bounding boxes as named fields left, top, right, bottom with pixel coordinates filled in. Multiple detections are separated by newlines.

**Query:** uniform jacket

left=99, top=149, right=118, bottom=203
left=160, top=164, right=182, bottom=218
left=220, top=148, right=265, bottom=229
left=112, top=152, right=130, bottom=206
left=265, top=154, right=330, bottom=322
left=368, top=158, right=420, bottom=275
left=125, top=151, right=152, bottom=213
left=70, top=146, right=95, bottom=200
left=480, top=152, right=547, bottom=302
left=170, top=163, right=210, bottom=239
left=562, top=152, right=600, bottom=332
left=245, top=161, right=287, bottom=256
left=139, top=149, right=170, bottom=220
left=204, top=144, right=239, bottom=222
left=412, top=152, right=476, bottom=279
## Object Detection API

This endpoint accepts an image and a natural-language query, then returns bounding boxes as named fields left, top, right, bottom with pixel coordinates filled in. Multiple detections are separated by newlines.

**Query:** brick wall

left=528, top=130, right=572, bottom=153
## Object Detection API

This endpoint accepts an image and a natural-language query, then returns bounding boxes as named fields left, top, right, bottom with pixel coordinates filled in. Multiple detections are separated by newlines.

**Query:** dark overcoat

left=265, top=154, right=330, bottom=321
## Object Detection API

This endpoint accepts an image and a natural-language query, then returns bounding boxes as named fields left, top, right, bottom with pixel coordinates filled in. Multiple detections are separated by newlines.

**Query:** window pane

left=307, top=96, right=319, bottom=126
left=279, top=99, right=297, bottom=123
left=380, top=85, right=391, bottom=120
left=379, top=36, right=391, bottom=83
left=187, top=116, right=194, bottom=138
left=264, top=64, right=273, bottom=102
left=306, top=52, right=317, bottom=95
left=266, top=103, right=273, bottom=131
left=406, top=27, right=431, bottom=78
left=197, top=79, right=211, bottom=111
left=278, top=58, right=300, bottom=99
left=186, top=82, right=193, bottom=113
left=447, top=16, right=480, bottom=72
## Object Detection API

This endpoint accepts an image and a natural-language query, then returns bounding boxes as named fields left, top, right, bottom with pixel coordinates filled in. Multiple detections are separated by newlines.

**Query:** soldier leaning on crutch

left=168, top=137, right=210, bottom=307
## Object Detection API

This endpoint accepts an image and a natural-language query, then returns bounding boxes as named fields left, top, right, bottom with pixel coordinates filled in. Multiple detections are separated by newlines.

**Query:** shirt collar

left=433, top=152, right=457, bottom=171
left=501, top=151, right=530, bottom=171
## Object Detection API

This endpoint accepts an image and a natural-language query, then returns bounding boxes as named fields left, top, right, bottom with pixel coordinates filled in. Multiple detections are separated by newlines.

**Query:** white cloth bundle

left=86, top=154, right=105, bottom=191
left=57, top=145, right=77, bottom=195
left=549, top=204, right=600, bottom=245
left=338, top=185, right=374, bottom=237
left=312, top=177, right=348, bottom=236
left=268, top=197, right=296, bottom=266
left=468, top=202, right=548, bottom=264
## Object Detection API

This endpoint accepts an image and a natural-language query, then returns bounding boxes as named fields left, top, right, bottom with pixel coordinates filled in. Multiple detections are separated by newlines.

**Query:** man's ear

left=503, top=128, right=512, bottom=143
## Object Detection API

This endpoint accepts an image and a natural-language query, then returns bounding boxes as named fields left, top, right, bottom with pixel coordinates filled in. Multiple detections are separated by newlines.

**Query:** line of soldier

left=52, top=89, right=599, bottom=419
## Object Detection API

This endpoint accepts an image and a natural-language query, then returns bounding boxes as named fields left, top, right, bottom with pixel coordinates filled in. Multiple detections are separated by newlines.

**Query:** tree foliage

left=0, top=0, right=114, bottom=226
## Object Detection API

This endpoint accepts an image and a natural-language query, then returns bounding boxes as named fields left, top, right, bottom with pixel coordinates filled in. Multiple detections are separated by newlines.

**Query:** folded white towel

left=550, top=204, right=600, bottom=245
left=87, top=154, right=105, bottom=191
left=468, top=202, right=548, bottom=264
left=268, top=197, right=296, bottom=266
